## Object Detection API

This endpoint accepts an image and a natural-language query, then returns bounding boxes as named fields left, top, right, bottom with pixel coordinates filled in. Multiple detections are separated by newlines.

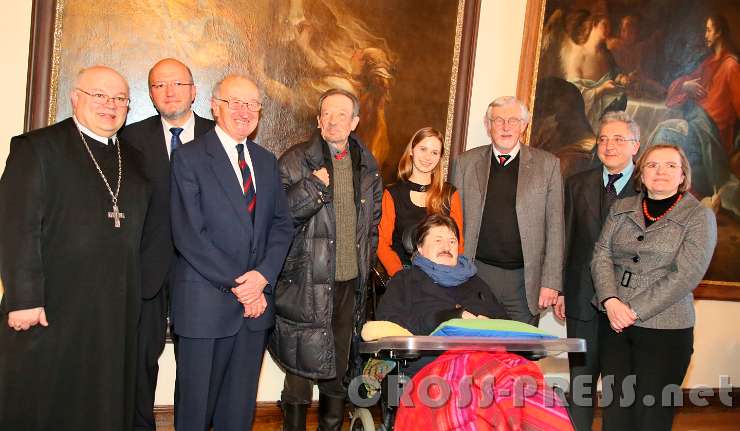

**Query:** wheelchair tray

left=359, top=336, right=585, bottom=357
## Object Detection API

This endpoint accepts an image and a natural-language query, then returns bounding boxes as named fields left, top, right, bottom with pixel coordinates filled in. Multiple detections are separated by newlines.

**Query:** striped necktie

left=236, top=143, right=256, bottom=220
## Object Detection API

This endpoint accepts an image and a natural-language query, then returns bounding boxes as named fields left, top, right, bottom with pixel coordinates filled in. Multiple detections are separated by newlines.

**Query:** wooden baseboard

left=153, top=387, right=737, bottom=416
left=154, top=401, right=319, bottom=421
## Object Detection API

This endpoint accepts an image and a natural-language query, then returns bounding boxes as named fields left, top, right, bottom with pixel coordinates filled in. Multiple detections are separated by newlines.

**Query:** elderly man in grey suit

left=450, top=96, right=564, bottom=325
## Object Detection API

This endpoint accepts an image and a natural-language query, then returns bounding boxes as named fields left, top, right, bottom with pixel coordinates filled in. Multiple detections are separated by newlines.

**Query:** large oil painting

left=519, top=0, right=740, bottom=292
left=29, top=0, right=480, bottom=184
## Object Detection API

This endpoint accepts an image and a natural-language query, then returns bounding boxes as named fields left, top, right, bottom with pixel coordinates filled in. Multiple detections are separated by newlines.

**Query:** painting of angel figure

left=526, top=0, right=739, bottom=283
left=50, top=0, right=465, bottom=182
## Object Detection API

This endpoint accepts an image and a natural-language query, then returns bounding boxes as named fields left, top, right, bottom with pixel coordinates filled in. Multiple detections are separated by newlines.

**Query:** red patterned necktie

left=236, top=144, right=256, bottom=220
left=498, top=154, right=511, bottom=165
left=335, top=146, right=348, bottom=160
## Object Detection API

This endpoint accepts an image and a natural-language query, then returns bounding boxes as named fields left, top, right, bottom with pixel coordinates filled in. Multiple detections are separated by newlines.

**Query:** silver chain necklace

left=77, top=128, right=125, bottom=228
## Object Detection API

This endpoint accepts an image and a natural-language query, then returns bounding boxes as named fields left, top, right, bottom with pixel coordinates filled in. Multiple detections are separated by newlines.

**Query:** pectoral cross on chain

left=107, top=205, right=125, bottom=228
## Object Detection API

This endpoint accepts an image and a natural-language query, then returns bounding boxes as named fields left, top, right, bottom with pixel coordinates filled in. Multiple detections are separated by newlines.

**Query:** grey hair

left=318, top=88, right=360, bottom=117
left=72, top=65, right=129, bottom=93
left=485, top=96, right=530, bottom=124
left=598, top=111, right=641, bottom=142
left=212, top=79, right=222, bottom=99
left=211, top=74, right=262, bottom=100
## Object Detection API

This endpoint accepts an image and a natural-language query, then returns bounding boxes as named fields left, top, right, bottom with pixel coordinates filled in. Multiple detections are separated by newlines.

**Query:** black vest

left=475, top=153, right=523, bottom=269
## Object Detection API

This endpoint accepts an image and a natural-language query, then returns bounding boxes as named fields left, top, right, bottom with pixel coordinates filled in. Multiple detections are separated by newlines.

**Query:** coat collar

left=304, top=131, right=378, bottom=174
left=611, top=192, right=701, bottom=231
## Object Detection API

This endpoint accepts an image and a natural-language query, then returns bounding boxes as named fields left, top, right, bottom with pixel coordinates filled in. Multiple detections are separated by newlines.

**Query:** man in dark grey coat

left=557, top=111, right=640, bottom=431
left=270, top=88, right=382, bottom=431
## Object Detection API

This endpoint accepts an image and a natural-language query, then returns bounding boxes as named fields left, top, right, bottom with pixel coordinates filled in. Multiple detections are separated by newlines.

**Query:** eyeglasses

left=150, top=81, right=194, bottom=91
left=488, top=116, right=523, bottom=128
left=76, top=88, right=130, bottom=107
left=644, top=161, right=682, bottom=171
left=597, top=135, right=637, bottom=146
left=214, top=98, right=262, bottom=112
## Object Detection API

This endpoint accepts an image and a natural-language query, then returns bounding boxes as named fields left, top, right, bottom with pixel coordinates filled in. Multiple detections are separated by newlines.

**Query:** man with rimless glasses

left=0, top=65, right=151, bottom=430
left=119, top=58, right=214, bottom=431
left=559, top=110, right=640, bottom=431
left=451, top=96, right=564, bottom=326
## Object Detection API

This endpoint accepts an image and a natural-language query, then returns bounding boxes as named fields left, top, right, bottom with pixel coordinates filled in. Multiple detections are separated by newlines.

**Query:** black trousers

left=282, top=279, right=357, bottom=404
left=566, top=315, right=601, bottom=431
left=134, top=287, right=168, bottom=430
left=599, top=314, right=693, bottom=431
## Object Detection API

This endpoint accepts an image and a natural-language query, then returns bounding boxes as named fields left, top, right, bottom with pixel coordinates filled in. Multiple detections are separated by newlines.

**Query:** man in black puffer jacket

left=270, top=88, right=383, bottom=431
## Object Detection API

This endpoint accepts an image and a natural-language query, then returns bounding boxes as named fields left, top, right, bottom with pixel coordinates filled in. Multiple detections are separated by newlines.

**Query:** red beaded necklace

left=642, top=193, right=683, bottom=222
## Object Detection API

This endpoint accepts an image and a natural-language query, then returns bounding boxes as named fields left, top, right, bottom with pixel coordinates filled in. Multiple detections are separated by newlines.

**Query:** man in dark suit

left=0, top=66, right=150, bottom=430
left=120, top=57, right=214, bottom=431
left=556, top=111, right=640, bottom=431
left=170, top=75, right=293, bottom=431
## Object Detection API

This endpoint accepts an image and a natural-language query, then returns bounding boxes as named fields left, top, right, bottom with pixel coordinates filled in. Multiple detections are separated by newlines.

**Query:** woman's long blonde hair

left=397, top=127, right=452, bottom=214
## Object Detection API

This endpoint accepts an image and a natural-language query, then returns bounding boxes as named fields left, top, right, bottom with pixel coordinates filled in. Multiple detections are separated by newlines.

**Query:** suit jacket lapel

left=582, top=168, right=605, bottom=222
left=618, top=172, right=638, bottom=199
left=151, top=116, right=170, bottom=165
left=624, top=196, right=646, bottom=231
left=475, top=146, right=492, bottom=200
left=204, top=131, right=252, bottom=233
left=194, top=114, right=213, bottom=136
left=516, top=144, right=533, bottom=208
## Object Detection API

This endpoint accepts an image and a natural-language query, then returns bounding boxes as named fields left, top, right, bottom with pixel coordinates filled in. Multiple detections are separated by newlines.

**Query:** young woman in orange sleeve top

left=378, top=127, right=464, bottom=276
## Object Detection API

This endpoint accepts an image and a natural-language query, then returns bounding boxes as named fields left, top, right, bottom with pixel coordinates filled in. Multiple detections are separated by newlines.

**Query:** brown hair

left=318, top=88, right=360, bottom=117
left=397, top=127, right=453, bottom=214
left=565, top=10, right=608, bottom=44
left=634, top=144, right=692, bottom=193
left=707, top=13, right=735, bottom=51
left=413, top=213, right=460, bottom=249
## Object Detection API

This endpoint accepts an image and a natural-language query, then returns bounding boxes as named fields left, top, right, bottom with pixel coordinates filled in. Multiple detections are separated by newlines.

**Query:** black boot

left=317, top=394, right=346, bottom=431
left=281, top=402, right=308, bottom=431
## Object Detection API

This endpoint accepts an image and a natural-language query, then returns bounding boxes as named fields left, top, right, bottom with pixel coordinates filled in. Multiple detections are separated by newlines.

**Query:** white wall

left=466, top=0, right=527, bottom=150
left=0, top=1, right=32, bottom=173
left=1, top=0, right=737, bottom=406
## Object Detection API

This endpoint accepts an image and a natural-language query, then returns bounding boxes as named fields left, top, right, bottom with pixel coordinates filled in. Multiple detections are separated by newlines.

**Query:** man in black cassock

left=0, top=65, right=150, bottom=430
left=120, top=58, right=214, bottom=431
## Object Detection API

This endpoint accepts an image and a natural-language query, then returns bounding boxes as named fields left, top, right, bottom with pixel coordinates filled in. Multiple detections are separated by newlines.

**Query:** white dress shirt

left=492, top=142, right=521, bottom=166
left=214, top=125, right=257, bottom=193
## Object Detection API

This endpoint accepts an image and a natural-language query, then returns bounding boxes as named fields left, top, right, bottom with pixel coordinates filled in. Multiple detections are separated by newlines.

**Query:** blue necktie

left=236, top=144, right=256, bottom=221
left=170, top=127, right=184, bottom=155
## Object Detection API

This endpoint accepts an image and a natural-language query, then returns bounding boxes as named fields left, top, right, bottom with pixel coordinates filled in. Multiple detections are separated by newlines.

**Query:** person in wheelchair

left=376, top=213, right=508, bottom=335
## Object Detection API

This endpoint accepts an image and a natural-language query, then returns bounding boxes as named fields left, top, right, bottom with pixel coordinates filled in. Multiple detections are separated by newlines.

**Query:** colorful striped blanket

left=394, top=351, right=573, bottom=431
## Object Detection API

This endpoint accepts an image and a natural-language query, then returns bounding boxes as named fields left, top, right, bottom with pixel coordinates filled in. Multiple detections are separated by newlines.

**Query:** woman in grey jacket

left=591, top=144, right=717, bottom=431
